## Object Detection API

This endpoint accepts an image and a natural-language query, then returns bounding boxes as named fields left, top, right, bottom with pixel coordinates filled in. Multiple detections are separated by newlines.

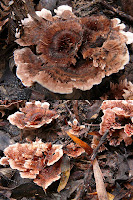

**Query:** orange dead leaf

left=88, top=192, right=98, bottom=195
left=66, top=130, right=93, bottom=156
left=88, top=192, right=114, bottom=199
left=88, top=131, right=100, bottom=136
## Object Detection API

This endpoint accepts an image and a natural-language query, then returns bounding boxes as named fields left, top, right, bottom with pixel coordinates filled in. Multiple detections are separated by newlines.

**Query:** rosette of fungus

left=8, top=101, right=59, bottom=129
left=0, top=139, right=85, bottom=191
left=100, top=100, right=133, bottom=146
left=14, top=5, right=133, bottom=94
left=0, top=139, right=63, bottom=190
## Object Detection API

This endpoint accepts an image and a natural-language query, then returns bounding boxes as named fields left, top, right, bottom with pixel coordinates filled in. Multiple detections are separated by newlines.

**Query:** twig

left=74, top=0, right=133, bottom=24
left=73, top=100, right=80, bottom=122
left=0, top=185, right=14, bottom=190
left=57, top=100, right=71, bottom=108
left=65, top=103, right=80, bottom=126
left=73, top=0, right=101, bottom=14
left=100, top=1, right=133, bottom=24
left=85, top=123, right=100, bottom=127
left=91, top=130, right=109, bottom=161
left=84, top=100, right=91, bottom=105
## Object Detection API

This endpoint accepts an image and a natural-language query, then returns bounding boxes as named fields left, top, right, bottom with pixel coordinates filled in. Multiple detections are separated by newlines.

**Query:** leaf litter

left=0, top=100, right=132, bottom=200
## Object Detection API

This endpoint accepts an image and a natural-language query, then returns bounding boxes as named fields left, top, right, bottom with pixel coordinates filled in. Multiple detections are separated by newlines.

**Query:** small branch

left=91, top=130, right=109, bottom=161
left=65, top=103, right=80, bottom=126
left=73, top=100, right=80, bottom=122
left=73, top=0, right=101, bottom=14
left=100, top=1, right=133, bottom=23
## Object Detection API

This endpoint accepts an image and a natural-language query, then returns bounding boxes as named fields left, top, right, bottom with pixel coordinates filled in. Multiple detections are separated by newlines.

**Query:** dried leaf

left=0, top=110, right=5, bottom=117
left=90, top=113, right=98, bottom=119
left=66, top=130, right=93, bottom=155
left=87, top=191, right=114, bottom=199
left=57, top=155, right=70, bottom=192
left=88, top=192, right=97, bottom=195
left=93, top=158, right=109, bottom=200
left=107, top=192, right=115, bottom=200
left=88, top=131, right=100, bottom=136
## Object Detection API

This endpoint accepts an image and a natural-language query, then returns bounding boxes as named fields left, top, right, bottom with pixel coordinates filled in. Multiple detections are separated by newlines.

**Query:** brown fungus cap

left=0, top=138, right=85, bottom=190
left=8, top=101, right=59, bottom=129
left=64, top=142, right=85, bottom=157
left=14, top=6, right=133, bottom=94
left=0, top=139, right=63, bottom=190
left=100, top=100, right=133, bottom=146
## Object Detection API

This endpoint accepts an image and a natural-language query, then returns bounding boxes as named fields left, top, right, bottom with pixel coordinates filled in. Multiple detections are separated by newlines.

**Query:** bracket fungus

left=0, top=139, right=63, bottom=190
left=0, top=139, right=85, bottom=191
left=8, top=101, right=59, bottom=129
left=14, top=5, right=133, bottom=94
left=100, top=100, right=133, bottom=146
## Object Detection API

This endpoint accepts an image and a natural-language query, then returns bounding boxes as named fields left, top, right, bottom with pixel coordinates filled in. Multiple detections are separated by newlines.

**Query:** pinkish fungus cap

left=64, top=142, right=85, bottom=157
left=14, top=6, right=133, bottom=94
left=8, top=101, right=59, bottom=129
left=0, top=139, right=63, bottom=190
left=67, top=118, right=85, bottom=136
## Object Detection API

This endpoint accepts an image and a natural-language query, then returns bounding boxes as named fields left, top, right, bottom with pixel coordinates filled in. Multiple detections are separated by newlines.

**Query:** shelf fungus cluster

left=14, top=5, right=133, bottom=94
left=100, top=100, right=133, bottom=146
left=8, top=101, right=59, bottom=129
left=0, top=139, right=84, bottom=191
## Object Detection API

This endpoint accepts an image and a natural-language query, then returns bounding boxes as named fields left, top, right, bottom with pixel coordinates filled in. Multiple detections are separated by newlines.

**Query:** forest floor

left=0, top=0, right=133, bottom=199
left=0, top=100, right=133, bottom=200
left=0, top=0, right=133, bottom=100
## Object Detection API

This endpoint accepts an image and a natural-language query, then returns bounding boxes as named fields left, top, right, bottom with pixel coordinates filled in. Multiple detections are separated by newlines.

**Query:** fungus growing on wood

left=0, top=138, right=85, bottom=191
left=14, top=5, right=133, bottom=94
left=8, top=101, right=59, bottom=129
left=0, top=139, right=63, bottom=190
left=100, top=100, right=133, bottom=146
